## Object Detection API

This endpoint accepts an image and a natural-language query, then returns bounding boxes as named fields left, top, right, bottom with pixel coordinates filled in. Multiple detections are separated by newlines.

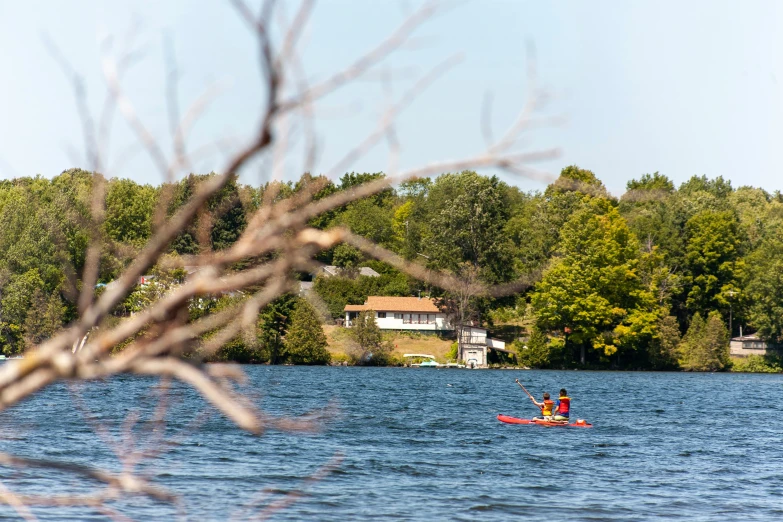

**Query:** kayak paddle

left=515, top=379, right=535, bottom=400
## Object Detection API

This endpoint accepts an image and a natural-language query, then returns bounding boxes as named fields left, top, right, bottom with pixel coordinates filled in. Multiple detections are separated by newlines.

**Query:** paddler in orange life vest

left=530, top=392, right=554, bottom=421
left=552, top=388, right=571, bottom=422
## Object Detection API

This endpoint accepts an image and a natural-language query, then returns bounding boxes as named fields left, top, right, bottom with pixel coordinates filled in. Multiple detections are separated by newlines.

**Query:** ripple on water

left=1, top=368, right=783, bottom=521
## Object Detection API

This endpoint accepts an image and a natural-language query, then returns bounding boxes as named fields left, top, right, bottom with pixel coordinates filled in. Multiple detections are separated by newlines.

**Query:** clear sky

left=1, top=0, right=782, bottom=195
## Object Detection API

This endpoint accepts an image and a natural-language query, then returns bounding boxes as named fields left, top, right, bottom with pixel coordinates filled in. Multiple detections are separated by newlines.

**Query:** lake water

left=1, top=367, right=782, bottom=521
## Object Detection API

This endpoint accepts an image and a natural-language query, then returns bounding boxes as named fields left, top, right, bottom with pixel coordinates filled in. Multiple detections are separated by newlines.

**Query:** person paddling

left=552, top=388, right=571, bottom=423
left=515, top=379, right=554, bottom=420
left=531, top=392, right=554, bottom=421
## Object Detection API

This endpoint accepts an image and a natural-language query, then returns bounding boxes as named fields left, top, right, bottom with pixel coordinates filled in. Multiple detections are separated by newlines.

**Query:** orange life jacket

left=541, top=399, right=554, bottom=416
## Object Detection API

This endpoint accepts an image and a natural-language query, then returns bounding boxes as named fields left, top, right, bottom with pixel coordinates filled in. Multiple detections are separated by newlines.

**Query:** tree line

left=1, top=167, right=781, bottom=370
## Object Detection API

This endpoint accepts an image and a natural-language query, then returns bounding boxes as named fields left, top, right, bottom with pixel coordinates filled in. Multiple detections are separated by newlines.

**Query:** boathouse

left=458, top=326, right=509, bottom=368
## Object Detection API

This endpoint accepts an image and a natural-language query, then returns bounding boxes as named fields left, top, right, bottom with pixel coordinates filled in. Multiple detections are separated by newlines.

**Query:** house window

left=428, top=314, right=435, bottom=324
left=403, top=314, right=411, bottom=324
left=394, top=313, right=403, bottom=320
left=377, top=312, right=386, bottom=319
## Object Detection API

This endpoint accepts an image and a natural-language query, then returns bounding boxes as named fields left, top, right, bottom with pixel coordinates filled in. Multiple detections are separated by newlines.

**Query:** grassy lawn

left=323, top=325, right=454, bottom=363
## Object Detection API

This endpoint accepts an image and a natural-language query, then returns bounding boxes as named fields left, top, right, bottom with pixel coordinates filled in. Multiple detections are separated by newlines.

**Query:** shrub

left=731, top=354, right=783, bottom=373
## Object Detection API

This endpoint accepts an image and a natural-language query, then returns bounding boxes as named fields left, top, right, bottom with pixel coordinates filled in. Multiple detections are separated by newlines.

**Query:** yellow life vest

left=541, top=399, right=554, bottom=416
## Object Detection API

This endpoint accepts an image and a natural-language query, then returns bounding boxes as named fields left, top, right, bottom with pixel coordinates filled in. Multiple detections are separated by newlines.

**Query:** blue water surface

left=0, top=367, right=782, bottom=521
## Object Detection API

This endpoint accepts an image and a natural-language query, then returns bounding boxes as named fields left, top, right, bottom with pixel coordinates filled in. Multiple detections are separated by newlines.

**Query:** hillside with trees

left=1, top=166, right=781, bottom=370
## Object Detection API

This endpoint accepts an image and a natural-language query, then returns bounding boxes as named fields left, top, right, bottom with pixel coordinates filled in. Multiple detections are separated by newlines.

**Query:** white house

left=344, top=296, right=450, bottom=332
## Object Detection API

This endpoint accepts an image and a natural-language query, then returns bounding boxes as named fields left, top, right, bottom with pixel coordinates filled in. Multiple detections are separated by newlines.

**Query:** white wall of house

left=345, top=311, right=451, bottom=331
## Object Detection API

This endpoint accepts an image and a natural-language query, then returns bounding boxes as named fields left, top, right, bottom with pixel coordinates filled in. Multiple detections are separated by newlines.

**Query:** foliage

left=678, top=312, right=730, bottom=371
left=531, top=201, right=654, bottom=362
left=313, top=272, right=411, bottom=319
left=446, top=341, right=458, bottom=362
left=350, top=310, right=393, bottom=365
left=683, top=210, right=741, bottom=317
left=0, top=166, right=773, bottom=369
left=646, top=316, right=681, bottom=370
left=742, top=229, right=783, bottom=343
left=257, top=294, right=298, bottom=364
left=104, top=179, right=157, bottom=246
left=23, top=288, right=66, bottom=349
left=420, top=171, right=516, bottom=283
left=515, top=327, right=561, bottom=368
left=283, top=298, right=330, bottom=365
left=731, top=354, right=783, bottom=374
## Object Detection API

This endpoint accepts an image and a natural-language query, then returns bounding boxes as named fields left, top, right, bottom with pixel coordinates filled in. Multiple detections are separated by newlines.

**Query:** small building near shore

left=459, top=326, right=509, bottom=369
left=730, top=333, right=782, bottom=357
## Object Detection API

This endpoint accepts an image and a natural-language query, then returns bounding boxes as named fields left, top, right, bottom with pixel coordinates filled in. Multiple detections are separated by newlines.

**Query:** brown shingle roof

left=343, top=296, right=440, bottom=313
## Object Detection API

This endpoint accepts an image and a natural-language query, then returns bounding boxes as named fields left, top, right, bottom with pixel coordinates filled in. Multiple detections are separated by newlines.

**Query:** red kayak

left=497, top=414, right=592, bottom=428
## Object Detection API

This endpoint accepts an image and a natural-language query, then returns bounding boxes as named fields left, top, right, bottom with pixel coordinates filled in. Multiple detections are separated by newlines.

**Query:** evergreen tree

left=678, top=312, right=705, bottom=370
left=351, top=310, right=392, bottom=365
left=283, top=298, right=330, bottom=365
left=702, top=311, right=730, bottom=371
left=257, top=294, right=297, bottom=364
left=23, top=288, right=65, bottom=348
left=516, top=326, right=561, bottom=368
left=679, top=312, right=729, bottom=371
left=646, top=316, right=681, bottom=370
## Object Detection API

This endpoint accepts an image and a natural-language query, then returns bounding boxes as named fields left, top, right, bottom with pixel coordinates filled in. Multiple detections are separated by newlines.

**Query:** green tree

left=531, top=201, right=656, bottom=364
left=337, top=198, right=394, bottom=246
left=620, top=172, right=684, bottom=263
left=421, top=171, right=515, bottom=283
left=294, top=173, right=338, bottom=230
left=683, top=210, right=741, bottom=318
left=626, top=172, right=675, bottom=193
left=257, top=294, right=297, bottom=363
left=742, top=230, right=783, bottom=342
left=679, top=311, right=729, bottom=371
left=350, top=310, right=392, bottom=365
left=23, top=288, right=65, bottom=348
left=209, top=176, right=248, bottom=251
left=283, top=298, right=330, bottom=365
left=646, top=316, right=681, bottom=370
left=516, top=326, right=561, bottom=368
left=0, top=269, right=46, bottom=353
left=1, top=269, right=45, bottom=326
left=339, top=172, right=394, bottom=206
left=104, top=179, right=158, bottom=246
